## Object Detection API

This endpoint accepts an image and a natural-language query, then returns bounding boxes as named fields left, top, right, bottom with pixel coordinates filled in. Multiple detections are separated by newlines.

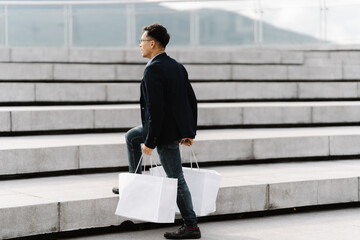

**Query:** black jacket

left=140, top=53, right=197, bottom=149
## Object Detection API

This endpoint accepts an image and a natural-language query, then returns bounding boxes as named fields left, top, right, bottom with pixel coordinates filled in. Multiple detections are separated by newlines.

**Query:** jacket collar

left=146, top=52, right=167, bottom=67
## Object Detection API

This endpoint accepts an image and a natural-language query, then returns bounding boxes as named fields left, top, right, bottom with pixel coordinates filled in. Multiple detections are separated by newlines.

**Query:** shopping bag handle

left=134, top=153, right=163, bottom=175
left=189, top=146, right=200, bottom=170
left=134, top=154, right=154, bottom=173
left=135, top=154, right=144, bottom=173
left=180, top=145, right=200, bottom=170
left=148, top=154, right=166, bottom=177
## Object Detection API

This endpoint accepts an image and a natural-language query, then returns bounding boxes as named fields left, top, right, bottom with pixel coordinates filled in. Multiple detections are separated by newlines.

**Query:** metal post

left=0, top=6, right=3, bottom=47
left=319, top=0, right=328, bottom=44
left=253, top=0, right=258, bottom=45
left=190, top=8, right=199, bottom=47
left=318, top=0, right=322, bottom=43
left=258, top=0, right=263, bottom=45
left=64, top=4, right=73, bottom=48
left=64, top=5, right=68, bottom=47
left=4, top=5, right=8, bottom=47
left=195, top=9, right=199, bottom=47
left=323, top=0, right=328, bottom=43
left=253, top=0, right=264, bottom=45
left=126, top=3, right=135, bottom=47
left=68, top=5, right=73, bottom=48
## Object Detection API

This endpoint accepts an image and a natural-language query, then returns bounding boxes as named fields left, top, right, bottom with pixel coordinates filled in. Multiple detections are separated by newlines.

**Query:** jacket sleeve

left=142, top=65, right=164, bottom=149
left=188, top=82, right=198, bottom=134
left=184, top=66, right=198, bottom=137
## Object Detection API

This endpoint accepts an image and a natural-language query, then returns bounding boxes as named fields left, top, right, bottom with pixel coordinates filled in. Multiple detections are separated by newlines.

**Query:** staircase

left=1, top=46, right=360, bottom=239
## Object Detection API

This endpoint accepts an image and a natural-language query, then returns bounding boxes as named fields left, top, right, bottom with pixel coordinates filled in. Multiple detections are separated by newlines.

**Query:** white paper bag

left=115, top=155, right=178, bottom=223
left=183, top=167, right=222, bottom=216
left=150, top=148, right=222, bottom=216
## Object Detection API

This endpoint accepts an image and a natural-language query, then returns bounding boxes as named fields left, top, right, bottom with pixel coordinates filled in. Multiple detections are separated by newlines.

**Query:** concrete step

left=193, top=81, right=360, bottom=101
left=0, top=61, right=358, bottom=81
left=1, top=47, right=360, bottom=82
left=0, top=48, right=304, bottom=64
left=2, top=47, right=360, bottom=65
left=198, top=101, right=360, bottom=126
left=0, top=82, right=140, bottom=103
left=3, top=126, right=360, bottom=176
left=0, top=102, right=360, bottom=133
left=0, top=81, right=359, bottom=103
left=59, top=207, right=360, bottom=240
left=2, top=160, right=360, bottom=239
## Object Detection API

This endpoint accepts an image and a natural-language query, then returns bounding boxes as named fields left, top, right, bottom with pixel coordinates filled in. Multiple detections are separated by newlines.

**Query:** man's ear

left=151, top=40, right=156, bottom=49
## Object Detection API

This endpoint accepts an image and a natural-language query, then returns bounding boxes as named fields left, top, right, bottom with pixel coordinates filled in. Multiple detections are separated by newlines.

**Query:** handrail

left=0, top=0, right=248, bottom=6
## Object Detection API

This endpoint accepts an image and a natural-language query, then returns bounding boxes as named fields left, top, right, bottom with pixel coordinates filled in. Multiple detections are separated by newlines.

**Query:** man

left=113, top=24, right=200, bottom=239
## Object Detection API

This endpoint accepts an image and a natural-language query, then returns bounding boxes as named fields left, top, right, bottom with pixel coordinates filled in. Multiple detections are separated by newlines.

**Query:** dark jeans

left=125, top=125, right=198, bottom=228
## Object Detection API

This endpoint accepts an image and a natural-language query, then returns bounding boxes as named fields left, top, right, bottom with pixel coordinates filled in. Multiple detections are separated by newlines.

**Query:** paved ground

left=60, top=207, right=360, bottom=240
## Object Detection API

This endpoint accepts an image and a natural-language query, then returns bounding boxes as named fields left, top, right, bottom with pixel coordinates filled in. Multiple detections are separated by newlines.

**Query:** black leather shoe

left=112, top=187, right=119, bottom=195
left=164, top=225, right=201, bottom=239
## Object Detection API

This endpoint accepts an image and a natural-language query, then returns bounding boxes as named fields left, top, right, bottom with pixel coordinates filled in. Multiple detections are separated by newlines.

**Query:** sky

left=154, top=0, right=360, bottom=44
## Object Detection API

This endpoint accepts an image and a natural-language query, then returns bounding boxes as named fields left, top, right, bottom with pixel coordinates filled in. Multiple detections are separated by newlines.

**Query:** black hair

left=142, top=24, right=170, bottom=48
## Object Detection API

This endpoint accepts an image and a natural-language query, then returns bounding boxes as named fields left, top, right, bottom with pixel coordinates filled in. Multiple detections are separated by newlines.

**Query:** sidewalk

left=61, top=207, right=360, bottom=240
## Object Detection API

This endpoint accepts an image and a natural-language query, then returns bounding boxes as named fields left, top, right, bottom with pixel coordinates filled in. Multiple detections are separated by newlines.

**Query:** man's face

left=139, top=31, right=154, bottom=59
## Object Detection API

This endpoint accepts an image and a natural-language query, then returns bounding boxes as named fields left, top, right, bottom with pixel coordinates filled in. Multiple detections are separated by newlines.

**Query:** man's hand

left=180, top=138, right=194, bottom=146
left=142, top=145, right=154, bottom=156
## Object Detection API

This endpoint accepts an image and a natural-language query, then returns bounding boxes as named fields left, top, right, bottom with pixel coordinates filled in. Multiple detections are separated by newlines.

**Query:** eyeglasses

left=139, top=39, right=153, bottom=44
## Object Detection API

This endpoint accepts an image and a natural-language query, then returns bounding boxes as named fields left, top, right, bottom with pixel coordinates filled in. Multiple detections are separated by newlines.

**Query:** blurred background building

left=0, top=0, right=359, bottom=48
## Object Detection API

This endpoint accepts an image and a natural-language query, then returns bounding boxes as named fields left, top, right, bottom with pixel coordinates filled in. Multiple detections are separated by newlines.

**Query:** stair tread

left=1, top=101, right=360, bottom=111
left=2, top=159, right=360, bottom=208
left=1, top=126, right=360, bottom=150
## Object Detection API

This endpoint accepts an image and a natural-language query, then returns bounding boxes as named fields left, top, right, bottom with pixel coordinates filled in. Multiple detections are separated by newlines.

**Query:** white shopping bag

left=183, top=167, right=222, bottom=216
left=115, top=155, right=178, bottom=223
left=150, top=147, right=222, bottom=216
